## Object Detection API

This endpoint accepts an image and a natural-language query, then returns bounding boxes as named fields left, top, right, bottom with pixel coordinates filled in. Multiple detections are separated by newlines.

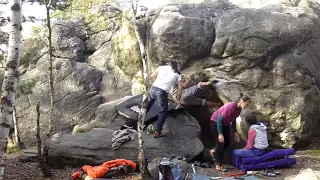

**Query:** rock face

left=142, top=0, right=320, bottom=148
left=17, top=56, right=103, bottom=143
left=72, top=96, right=132, bottom=134
left=148, top=4, right=216, bottom=66
left=48, top=111, right=203, bottom=167
left=17, top=5, right=132, bottom=144
left=17, top=0, right=320, bottom=149
left=204, top=1, right=320, bottom=148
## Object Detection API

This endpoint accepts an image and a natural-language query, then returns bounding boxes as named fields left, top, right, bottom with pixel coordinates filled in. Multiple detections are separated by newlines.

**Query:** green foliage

left=0, top=54, right=4, bottom=63
left=51, top=0, right=138, bottom=32
left=85, top=10, right=110, bottom=32
left=0, top=31, right=8, bottom=46
left=32, top=26, right=45, bottom=35
left=52, top=0, right=119, bottom=33
left=18, top=79, right=37, bottom=95
left=0, top=70, right=4, bottom=88
left=52, top=0, right=105, bottom=19
left=20, top=35, right=45, bottom=68
left=6, top=138, right=19, bottom=154
left=0, top=1, right=8, bottom=52
left=20, top=53, right=32, bottom=68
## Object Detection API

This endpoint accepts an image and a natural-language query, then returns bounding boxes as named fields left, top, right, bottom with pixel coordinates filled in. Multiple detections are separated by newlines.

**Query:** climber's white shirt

left=152, top=65, right=182, bottom=93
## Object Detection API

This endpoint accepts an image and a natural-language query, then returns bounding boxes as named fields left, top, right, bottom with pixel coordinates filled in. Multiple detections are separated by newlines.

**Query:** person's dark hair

left=238, top=93, right=251, bottom=102
left=167, top=59, right=180, bottom=74
left=246, top=114, right=258, bottom=126
left=212, top=80, right=219, bottom=84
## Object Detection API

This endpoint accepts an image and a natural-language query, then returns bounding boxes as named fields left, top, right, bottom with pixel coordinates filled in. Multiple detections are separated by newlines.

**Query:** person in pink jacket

left=209, top=94, right=251, bottom=172
left=233, top=114, right=269, bottom=157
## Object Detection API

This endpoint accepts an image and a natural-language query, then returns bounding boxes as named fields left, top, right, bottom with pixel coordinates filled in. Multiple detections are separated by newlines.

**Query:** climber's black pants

left=210, top=121, right=230, bottom=166
left=146, top=86, right=168, bottom=133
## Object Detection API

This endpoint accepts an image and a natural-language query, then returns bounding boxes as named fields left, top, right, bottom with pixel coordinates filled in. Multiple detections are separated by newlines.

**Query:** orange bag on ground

left=72, top=159, right=137, bottom=179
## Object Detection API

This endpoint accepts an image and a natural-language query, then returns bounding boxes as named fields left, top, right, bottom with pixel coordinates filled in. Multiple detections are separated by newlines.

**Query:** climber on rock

left=170, top=72, right=221, bottom=108
left=209, top=93, right=251, bottom=172
left=146, top=59, right=183, bottom=138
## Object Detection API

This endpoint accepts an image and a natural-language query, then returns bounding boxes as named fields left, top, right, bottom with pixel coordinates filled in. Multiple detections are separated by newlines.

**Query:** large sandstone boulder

left=48, top=111, right=203, bottom=167
left=72, top=96, right=132, bottom=134
left=139, top=0, right=320, bottom=148
left=51, top=20, right=88, bottom=62
left=229, top=0, right=301, bottom=8
left=147, top=2, right=237, bottom=66
left=16, top=0, right=320, bottom=150
left=204, top=3, right=320, bottom=147
left=16, top=56, right=103, bottom=144
left=87, top=42, right=132, bottom=101
left=16, top=5, right=133, bottom=144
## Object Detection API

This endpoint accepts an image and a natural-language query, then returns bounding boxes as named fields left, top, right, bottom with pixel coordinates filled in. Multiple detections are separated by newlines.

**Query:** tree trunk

left=42, top=2, right=54, bottom=178
left=0, top=0, right=22, bottom=131
left=0, top=0, right=22, bottom=156
left=45, top=0, right=54, bottom=138
left=36, top=103, right=42, bottom=167
left=131, top=2, right=150, bottom=178
left=12, top=105, right=23, bottom=148
left=36, top=103, right=52, bottom=179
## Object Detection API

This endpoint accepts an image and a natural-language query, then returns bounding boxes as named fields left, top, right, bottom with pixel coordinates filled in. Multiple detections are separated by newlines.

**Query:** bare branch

left=34, top=50, right=48, bottom=61
left=52, top=53, right=69, bottom=59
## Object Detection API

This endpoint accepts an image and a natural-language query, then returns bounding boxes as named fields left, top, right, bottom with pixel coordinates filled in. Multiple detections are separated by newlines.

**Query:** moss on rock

left=111, top=13, right=141, bottom=78
left=131, top=64, right=158, bottom=95
left=6, top=138, right=19, bottom=154
left=18, top=79, right=37, bottom=95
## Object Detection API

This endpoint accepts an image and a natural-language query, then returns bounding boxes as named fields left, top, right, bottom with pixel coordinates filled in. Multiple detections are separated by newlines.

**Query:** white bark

left=12, top=106, right=19, bottom=143
left=0, top=0, right=22, bottom=176
left=0, top=0, right=22, bottom=129
left=131, top=2, right=149, bottom=178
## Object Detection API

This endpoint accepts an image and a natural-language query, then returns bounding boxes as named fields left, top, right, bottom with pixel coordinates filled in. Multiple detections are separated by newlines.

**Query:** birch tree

left=0, top=0, right=25, bottom=151
left=0, top=0, right=22, bottom=146
left=130, top=1, right=149, bottom=178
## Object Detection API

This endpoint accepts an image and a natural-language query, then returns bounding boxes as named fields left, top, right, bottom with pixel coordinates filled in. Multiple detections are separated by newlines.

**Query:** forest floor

left=3, top=131, right=320, bottom=180
left=2, top=152, right=320, bottom=180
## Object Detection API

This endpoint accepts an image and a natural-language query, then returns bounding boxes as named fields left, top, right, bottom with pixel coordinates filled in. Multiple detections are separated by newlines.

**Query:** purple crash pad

left=234, top=148, right=295, bottom=165
left=233, top=148, right=296, bottom=171
left=239, top=157, right=296, bottom=172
